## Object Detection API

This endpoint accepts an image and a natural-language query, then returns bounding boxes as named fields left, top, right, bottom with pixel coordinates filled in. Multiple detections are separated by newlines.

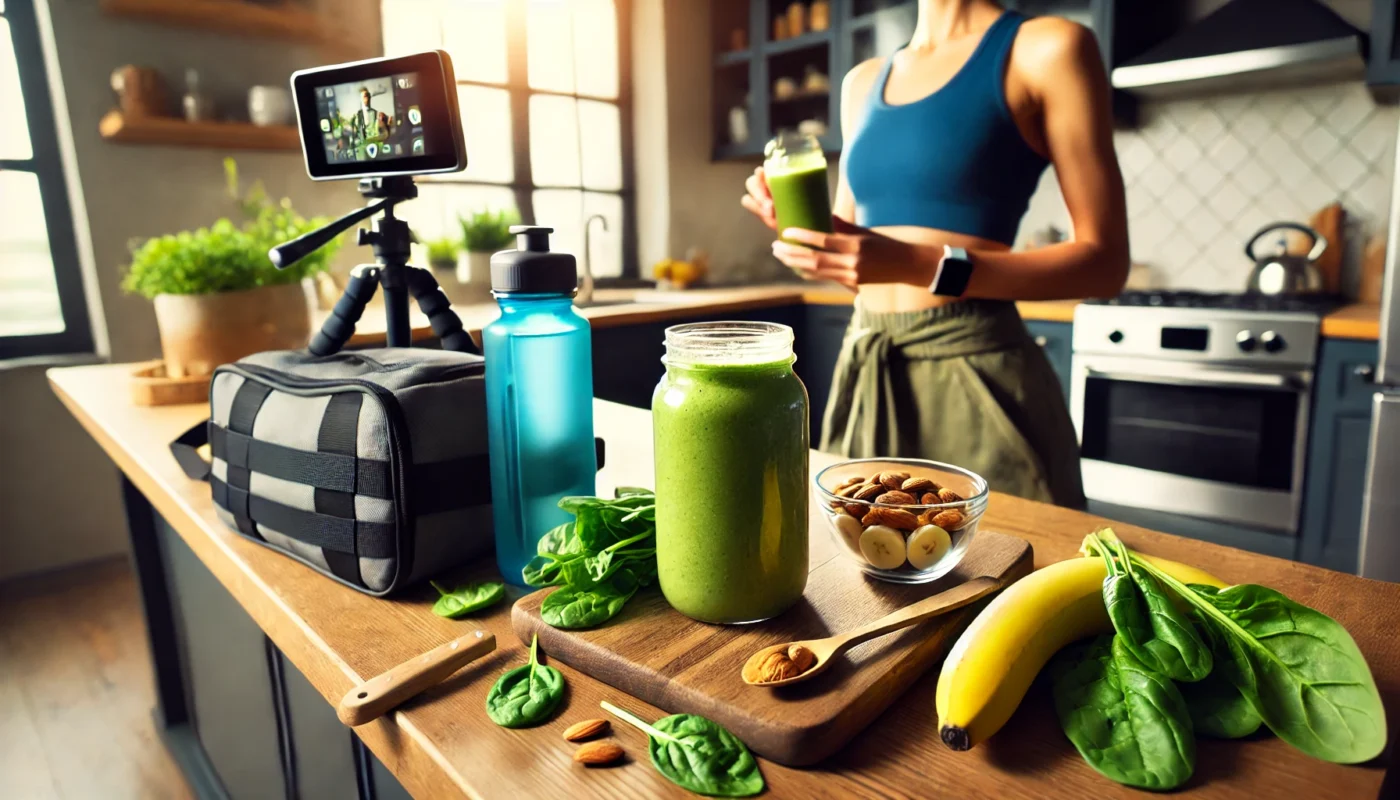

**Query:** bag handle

left=171, top=421, right=212, bottom=482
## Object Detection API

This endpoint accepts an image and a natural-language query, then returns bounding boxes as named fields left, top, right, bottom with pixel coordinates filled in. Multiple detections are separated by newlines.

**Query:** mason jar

left=651, top=321, right=809, bottom=624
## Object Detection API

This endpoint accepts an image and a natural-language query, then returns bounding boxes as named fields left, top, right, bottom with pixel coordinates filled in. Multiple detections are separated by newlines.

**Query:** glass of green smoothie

left=651, top=322, right=809, bottom=624
left=765, top=131, right=833, bottom=245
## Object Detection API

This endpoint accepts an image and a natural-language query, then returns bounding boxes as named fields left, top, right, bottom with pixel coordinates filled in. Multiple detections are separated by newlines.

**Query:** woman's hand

left=740, top=167, right=777, bottom=230
left=771, top=228, right=937, bottom=291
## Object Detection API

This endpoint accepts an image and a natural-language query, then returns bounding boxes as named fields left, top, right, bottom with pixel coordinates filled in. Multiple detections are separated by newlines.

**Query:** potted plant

left=458, top=207, right=519, bottom=285
left=426, top=237, right=460, bottom=273
left=122, top=158, right=341, bottom=377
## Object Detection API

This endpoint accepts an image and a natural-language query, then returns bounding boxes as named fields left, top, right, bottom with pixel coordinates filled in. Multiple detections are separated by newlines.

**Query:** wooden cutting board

left=511, top=530, right=1032, bottom=766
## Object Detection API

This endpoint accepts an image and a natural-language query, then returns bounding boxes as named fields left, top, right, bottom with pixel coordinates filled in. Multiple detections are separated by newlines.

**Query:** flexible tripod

left=269, top=175, right=477, bottom=355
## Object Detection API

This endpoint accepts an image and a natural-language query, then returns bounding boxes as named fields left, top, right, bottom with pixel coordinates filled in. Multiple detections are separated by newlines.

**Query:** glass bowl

left=814, top=457, right=989, bottom=584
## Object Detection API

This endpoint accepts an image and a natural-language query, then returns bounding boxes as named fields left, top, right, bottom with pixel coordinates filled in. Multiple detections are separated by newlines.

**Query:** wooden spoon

left=741, top=577, right=1001, bottom=687
left=338, top=630, right=496, bottom=726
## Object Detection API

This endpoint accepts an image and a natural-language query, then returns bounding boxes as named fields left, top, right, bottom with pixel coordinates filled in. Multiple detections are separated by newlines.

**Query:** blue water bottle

left=484, top=226, right=597, bottom=585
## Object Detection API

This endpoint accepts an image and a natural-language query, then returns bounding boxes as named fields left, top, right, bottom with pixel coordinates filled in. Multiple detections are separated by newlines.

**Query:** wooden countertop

left=49, top=363, right=1400, bottom=798
left=1323, top=303, right=1383, bottom=341
left=327, top=285, right=1083, bottom=347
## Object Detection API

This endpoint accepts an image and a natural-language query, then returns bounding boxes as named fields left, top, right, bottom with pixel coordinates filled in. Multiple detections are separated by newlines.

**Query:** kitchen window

left=0, top=0, right=93, bottom=360
left=381, top=0, right=633, bottom=278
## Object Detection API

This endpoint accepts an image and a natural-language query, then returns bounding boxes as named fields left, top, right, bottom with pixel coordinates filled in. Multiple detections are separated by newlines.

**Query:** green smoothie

left=765, top=131, right=833, bottom=244
left=652, top=323, right=809, bottom=624
left=767, top=163, right=833, bottom=242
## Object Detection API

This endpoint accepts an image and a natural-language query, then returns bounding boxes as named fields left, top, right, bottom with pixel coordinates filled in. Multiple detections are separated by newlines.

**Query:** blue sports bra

left=842, top=11, right=1049, bottom=246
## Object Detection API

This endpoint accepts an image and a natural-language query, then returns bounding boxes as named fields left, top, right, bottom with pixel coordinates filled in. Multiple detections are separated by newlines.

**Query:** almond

left=920, top=492, right=940, bottom=505
left=563, top=719, right=611, bottom=742
left=574, top=741, right=625, bottom=766
left=901, top=476, right=939, bottom=494
left=833, top=475, right=866, bottom=493
left=788, top=644, right=816, bottom=673
left=862, top=506, right=919, bottom=531
left=917, top=509, right=936, bottom=527
left=758, top=651, right=800, bottom=682
left=932, top=509, right=966, bottom=530
left=878, top=471, right=911, bottom=490
left=844, top=503, right=867, bottom=518
left=875, top=490, right=916, bottom=505
left=853, top=483, right=884, bottom=501
left=937, top=487, right=964, bottom=504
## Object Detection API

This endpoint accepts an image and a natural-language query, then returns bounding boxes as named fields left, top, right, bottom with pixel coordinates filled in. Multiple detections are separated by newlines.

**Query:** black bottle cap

left=490, top=225, right=578, bottom=294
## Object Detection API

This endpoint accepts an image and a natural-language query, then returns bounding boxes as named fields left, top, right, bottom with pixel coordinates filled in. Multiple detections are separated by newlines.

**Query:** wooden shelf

left=100, top=0, right=329, bottom=44
left=99, top=111, right=301, bottom=151
left=772, top=90, right=830, bottom=104
left=762, top=30, right=833, bottom=57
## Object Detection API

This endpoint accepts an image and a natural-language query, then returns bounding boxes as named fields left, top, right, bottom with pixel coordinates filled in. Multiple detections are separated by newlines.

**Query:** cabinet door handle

left=1355, top=364, right=1375, bottom=382
left=1034, top=336, right=1049, bottom=347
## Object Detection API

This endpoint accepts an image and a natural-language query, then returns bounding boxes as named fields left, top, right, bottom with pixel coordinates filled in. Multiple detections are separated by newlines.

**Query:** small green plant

left=425, top=237, right=460, bottom=266
left=121, top=158, right=342, bottom=298
left=459, top=207, right=519, bottom=253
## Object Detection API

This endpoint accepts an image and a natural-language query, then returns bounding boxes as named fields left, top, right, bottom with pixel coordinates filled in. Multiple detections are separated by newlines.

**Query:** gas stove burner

left=1087, top=291, right=1346, bottom=315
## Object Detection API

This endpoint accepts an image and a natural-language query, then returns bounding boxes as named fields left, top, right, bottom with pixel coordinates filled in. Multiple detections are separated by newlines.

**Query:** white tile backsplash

left=1018, top=80, right=1399, bottom=293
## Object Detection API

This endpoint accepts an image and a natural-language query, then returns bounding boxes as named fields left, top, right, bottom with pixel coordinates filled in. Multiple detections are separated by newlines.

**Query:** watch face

left=934, top=255, right=974, bottom=297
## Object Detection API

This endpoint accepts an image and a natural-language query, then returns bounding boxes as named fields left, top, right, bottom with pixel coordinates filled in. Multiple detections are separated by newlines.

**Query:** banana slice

left=833, top=513, right=864, bottom=554
left=907, top=524, right=952, bottom=570
left=859, top=525, right=907, bottom=570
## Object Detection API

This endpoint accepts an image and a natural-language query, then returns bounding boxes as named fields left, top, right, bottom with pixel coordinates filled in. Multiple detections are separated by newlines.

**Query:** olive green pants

left=819, top=299, right=1086, bottom=508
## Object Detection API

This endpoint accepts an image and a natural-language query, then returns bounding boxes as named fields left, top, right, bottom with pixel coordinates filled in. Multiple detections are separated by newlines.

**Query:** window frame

left=419, top=0, right=637, bottom=279
left=0, top=0, right=93, bottom=360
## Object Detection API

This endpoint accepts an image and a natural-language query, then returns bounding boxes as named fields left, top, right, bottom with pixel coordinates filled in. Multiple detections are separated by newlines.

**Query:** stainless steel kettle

left=1244, top=222, right=1327, bottom=296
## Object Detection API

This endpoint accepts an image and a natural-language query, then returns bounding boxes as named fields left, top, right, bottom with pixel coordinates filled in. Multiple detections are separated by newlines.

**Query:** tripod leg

left=310, top=266, right=380, bottom=356
left=405, top=266, right=479, bottom=355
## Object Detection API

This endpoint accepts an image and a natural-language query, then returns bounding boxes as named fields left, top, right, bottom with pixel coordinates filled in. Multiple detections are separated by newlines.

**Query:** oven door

left=1070, top=354, right=1311, bottom=533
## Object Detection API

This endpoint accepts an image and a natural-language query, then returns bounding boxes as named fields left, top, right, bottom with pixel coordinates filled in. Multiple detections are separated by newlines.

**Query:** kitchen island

left=50, top=363, right=1400, bottom=799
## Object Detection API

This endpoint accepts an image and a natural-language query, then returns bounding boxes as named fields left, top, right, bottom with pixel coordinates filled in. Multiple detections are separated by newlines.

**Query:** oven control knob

left=1236, top=330, right=1257, bottom=352
left=1261, top=330, right=1286, bottom=353
left=1108, top=330, right=1124, bottom=344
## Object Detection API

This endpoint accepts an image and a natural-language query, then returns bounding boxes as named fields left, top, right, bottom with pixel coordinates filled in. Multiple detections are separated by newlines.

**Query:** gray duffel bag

left=171, top=347, right=493, bottom=595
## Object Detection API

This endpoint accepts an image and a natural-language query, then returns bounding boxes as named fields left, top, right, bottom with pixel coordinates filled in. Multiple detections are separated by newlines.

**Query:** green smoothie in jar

left=652, top=322, right=809, bottom=624
left=765, top=131, right=833, bottom=244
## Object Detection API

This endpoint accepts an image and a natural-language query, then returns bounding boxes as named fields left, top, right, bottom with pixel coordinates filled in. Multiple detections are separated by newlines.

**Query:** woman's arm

left=774, top=21, right=1129, bottom=300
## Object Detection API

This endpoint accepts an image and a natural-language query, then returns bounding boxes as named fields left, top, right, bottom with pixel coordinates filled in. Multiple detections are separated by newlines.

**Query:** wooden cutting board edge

left=511, top=536, right=1034, bottom=766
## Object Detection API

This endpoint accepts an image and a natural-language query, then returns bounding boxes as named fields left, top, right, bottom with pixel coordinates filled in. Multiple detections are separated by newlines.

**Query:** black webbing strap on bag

left=317, top=393, right=365, bottom=583
left=206, top=426, right=391, bottom=498
left=226, top=382, right=272, bottom=537
left=207, top=477, right=395, bottom=558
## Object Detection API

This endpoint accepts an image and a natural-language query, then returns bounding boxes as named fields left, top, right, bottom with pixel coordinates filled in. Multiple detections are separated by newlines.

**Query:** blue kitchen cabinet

left=800, top=303, right=854, bottom=443
left=1025, top=319, right=1073, bottom=406
left=1299, top=338, right=1379, bottom=574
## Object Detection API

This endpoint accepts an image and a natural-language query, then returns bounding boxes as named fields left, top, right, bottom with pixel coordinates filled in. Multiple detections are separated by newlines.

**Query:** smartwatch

left=929, top=245, right=974, bottom=297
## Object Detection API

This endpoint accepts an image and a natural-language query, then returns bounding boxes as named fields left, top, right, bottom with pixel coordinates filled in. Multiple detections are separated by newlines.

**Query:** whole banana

left=935, top=552, right=1225, bottom=751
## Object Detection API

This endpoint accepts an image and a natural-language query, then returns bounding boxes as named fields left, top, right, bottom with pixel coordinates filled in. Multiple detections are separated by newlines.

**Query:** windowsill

left=0, top=351, right=108, bottom=373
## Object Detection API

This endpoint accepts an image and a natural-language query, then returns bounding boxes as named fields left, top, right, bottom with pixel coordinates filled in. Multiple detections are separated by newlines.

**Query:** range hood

left=1111, top=0, right=1366, bottom=97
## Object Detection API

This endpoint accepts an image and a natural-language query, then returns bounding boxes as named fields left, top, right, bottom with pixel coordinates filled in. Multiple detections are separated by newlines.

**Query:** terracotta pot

left=153, top=281, right=314, bottom=378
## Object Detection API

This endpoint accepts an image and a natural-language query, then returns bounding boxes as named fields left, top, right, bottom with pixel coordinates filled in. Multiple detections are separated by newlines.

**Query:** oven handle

left=1083, top=367, right=1307, bottom=392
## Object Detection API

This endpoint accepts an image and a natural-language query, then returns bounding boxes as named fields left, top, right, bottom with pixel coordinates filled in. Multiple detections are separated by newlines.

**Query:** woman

left=742, top=0, right=1127, bottom=508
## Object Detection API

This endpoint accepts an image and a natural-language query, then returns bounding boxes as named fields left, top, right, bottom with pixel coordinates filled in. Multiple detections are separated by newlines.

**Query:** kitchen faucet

left=580, top=213, right=607, bottom=305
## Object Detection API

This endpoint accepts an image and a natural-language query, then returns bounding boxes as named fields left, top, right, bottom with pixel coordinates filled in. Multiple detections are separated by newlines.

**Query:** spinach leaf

left=1097, top=537, right=1212, bottom=682
left=603, top=701, right=764, bottom=797
left=429, top=580, right=505, bottom=619
left=540, top=581, right=637, bottom=629
left=1130, top=561, right=1387, bottom=764
left=1050, top=635, right=1196, bottom=790
left=485, top=634, right=565, bottom=728
left=1181, top=666, right=1263, bottom=739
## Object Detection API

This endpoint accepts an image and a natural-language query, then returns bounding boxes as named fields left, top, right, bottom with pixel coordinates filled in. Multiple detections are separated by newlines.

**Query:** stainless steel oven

left=1071, top=301, right=1325, bottom=534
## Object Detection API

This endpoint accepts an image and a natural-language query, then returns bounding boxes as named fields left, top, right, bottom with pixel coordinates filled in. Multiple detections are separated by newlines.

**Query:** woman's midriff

left=855, top=224, right=1012, bottom=313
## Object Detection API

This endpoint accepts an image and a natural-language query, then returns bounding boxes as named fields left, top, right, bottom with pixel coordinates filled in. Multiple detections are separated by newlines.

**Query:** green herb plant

left=602, top=701, right=764, bottom=797
left=1050, top=635, right=1196, bottom=790
left=122, top=158, right=342, bottom=298
left=485, top=634, right=565, bottom=728
left=525, top=488, right=658, bottom=630
left=425, top=237, right=460, bottom=267
left=459, top=207, right=520, bottom=253
left=429, top=580, right=505, bottom=619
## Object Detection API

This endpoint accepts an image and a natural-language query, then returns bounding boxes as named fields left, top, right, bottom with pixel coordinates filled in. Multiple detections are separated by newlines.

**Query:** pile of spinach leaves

left=523, top=488, right=658, bottom=630
left=1050, top=530, right=1386, bottom=791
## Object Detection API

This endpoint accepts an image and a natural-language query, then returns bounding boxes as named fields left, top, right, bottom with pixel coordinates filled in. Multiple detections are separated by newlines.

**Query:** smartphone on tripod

left=271, top=51, right=474, bottom=355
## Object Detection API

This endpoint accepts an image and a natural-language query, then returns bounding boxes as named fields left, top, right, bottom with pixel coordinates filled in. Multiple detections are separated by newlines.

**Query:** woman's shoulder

left=1012, top=15, right=1102, bottom=74
left=841, top=57, right=886, bottom=105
